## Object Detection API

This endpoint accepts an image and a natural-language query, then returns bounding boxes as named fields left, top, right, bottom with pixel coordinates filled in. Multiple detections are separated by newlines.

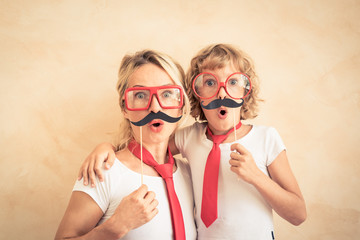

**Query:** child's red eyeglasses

left=192, top=72, right=252, bottom=99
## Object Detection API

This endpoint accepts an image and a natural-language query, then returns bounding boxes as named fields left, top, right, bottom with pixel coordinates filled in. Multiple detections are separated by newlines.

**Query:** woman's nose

left=148, top=95, right=162, bottom=113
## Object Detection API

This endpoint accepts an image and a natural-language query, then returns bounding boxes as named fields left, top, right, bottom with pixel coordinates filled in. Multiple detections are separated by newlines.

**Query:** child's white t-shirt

left=175, top=122, right=286, bottom=240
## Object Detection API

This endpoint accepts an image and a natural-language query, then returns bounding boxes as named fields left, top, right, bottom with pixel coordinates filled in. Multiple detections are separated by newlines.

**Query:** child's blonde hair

left=186, top=43, right=262, bottom=121
left=115, top=50, right=190, bottom=151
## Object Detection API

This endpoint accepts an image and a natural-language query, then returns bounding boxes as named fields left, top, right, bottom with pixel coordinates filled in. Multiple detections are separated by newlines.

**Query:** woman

left=55, top=50, right=196, bottom=239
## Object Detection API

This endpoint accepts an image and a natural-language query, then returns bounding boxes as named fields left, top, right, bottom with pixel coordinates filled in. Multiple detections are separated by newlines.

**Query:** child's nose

left=217, top=85, right=227, bottom=99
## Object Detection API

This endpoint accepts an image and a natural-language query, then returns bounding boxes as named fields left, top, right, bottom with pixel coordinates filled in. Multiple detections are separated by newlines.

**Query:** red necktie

left=201, top=121, right=242, bottom=227
left=128, top=140, right=186, bottom=240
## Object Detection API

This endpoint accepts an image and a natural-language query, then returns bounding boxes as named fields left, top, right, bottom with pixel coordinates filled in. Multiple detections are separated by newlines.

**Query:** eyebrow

left=203, top=74, right=215, bottom=77
left=131, top=84, right=175, bottom=87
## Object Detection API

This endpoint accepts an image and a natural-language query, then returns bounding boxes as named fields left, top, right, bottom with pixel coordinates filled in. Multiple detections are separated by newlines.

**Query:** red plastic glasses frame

left=192, top=72, right=252, bottom=100
left=124, top=85, right=184, bottom=111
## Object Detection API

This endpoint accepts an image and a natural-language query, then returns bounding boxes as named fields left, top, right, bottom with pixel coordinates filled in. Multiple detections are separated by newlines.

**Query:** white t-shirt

left=175, top=122, right=286, bottom=240
left=73, top=158, right=197, bottom=240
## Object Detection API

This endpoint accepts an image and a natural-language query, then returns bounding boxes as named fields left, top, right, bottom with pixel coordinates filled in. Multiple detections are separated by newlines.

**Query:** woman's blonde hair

left=185, top=43, right=262, bottom=121
left=115, top=50, right=190, bottom=151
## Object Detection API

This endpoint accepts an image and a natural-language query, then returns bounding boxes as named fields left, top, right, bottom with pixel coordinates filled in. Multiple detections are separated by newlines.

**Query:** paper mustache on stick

left=130, top=111, right=182, bottom=126
left=200, top=98, right=244, bottom=110
left=129, top=111, right=182, bottom=185
left=200, top=98, right=244, bottom=151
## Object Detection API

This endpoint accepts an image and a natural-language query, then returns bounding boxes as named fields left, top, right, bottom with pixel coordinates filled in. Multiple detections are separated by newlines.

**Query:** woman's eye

left=135, top=92, right=146, bottom=99
left=162, top=91, right=172, bottom=98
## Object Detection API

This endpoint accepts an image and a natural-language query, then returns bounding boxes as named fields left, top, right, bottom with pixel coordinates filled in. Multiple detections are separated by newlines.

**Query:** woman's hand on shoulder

left=78, top=142, right=116, bottom=187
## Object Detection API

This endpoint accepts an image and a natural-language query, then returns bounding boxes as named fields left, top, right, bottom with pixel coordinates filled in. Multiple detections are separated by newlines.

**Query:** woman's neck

left=139, top=140, right=169, bottom=164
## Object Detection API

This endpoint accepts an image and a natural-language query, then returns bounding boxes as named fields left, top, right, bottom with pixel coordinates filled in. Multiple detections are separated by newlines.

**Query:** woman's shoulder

left=100, top=149, right=133, bottom=179
left=114, top=148, right=138, bottom=168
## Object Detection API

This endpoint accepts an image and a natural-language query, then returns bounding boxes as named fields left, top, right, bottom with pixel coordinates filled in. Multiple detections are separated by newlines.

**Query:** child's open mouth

left=217, top=108, right=228, bottom=119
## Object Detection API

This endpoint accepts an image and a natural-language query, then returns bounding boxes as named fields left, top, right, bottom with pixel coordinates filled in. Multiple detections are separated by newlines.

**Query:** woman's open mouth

left=148, top=120, right=164, bottom=132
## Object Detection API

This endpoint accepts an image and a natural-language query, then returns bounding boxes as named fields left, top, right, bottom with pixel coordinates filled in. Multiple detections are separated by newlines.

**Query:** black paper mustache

left=130, top=111, right=182, bottom=126
left=200, top=98, right=244, bottom=109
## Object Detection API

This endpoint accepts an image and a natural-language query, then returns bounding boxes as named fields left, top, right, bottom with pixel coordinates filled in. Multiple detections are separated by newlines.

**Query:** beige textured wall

left=1, top=0, right=359, bottom=239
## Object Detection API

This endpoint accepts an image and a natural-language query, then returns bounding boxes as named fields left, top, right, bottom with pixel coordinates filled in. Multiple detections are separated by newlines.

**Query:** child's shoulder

left=174, top=158, right=190, bottom=174
left=178, top=121, right=207, bottom=134
left=252, top=124, right=275, bottom=131
left=251, top=125, right=280, bottom=137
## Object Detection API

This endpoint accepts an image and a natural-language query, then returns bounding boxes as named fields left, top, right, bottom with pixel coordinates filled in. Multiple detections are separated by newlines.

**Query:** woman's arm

left=229, top=144, right=306, bottom=225
left=55, top=185, right=159, bottom=239
left=55, top=191, right=118, bottom=240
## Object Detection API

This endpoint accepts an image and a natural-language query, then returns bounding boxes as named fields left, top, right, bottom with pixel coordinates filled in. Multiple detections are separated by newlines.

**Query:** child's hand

left=229, top=143, right=262, bottom=184
left=77, top=142, right=116, bottom=187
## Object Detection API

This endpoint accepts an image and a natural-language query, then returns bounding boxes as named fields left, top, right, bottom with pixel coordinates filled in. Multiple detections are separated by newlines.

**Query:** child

left=79, top=44, right=306, bottom=239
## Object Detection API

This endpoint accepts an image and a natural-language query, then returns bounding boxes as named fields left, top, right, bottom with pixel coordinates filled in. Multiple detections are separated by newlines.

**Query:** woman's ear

left=123, top=108, right=129, bottom=120
left=121, top=99, right=129, bottom=119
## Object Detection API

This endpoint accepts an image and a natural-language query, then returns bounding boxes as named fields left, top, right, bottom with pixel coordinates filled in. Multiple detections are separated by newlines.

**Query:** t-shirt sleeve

left=73, top=166, right=110, bottom=213
left=266, top=127, right=286, bottom=166
left=175, top=124, right=194, bottom=159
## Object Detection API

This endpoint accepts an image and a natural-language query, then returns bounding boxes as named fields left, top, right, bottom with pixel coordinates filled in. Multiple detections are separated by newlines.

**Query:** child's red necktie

left=201, top=121, right=242, bottom=227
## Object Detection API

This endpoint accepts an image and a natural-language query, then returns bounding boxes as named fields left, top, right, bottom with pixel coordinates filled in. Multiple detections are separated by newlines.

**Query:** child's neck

left=207, top=120, right=241, bottom=135
left=206, top=123, right=252, bottom=143
left=206, top=122, right=239, bottom=140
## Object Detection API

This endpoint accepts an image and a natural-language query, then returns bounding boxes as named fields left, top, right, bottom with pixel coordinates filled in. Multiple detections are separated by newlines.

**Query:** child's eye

left=205, top=79, right=216, bottom=87
left=229, top=79, right=238, bottom=85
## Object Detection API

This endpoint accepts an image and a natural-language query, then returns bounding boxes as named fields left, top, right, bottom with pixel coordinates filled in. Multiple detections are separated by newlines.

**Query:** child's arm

left=77, top=142, right=116, bottom=187
left=78, top=137, right=179, bottom=187
left=229, top=143, right=306, bottom=225
left=168, top=136, right=180, bottom=155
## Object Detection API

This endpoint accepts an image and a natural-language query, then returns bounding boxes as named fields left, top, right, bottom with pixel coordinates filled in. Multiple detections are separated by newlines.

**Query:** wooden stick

left=140, top=126, right=143, bottom=185
left=233, top=109, right=241, bottom=181
left=233, top=108, right=237, bottom=141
